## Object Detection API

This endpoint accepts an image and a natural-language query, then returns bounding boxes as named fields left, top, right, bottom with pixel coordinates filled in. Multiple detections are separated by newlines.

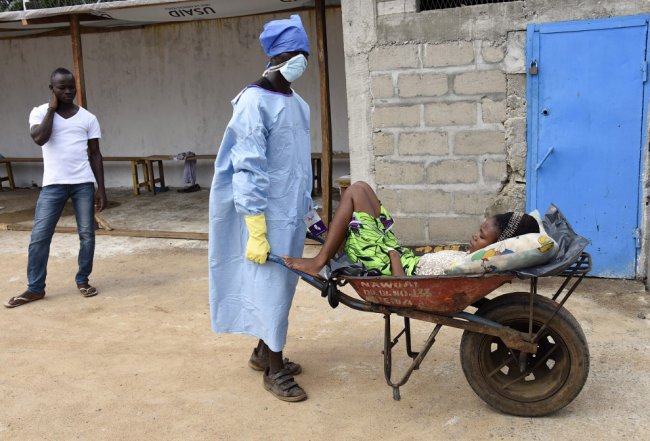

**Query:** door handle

left=535, top=146, right=554, bottom=171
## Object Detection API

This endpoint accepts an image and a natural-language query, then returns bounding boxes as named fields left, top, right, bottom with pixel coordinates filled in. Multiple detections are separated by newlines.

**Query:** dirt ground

left=1, top=188, right=649, bottom=440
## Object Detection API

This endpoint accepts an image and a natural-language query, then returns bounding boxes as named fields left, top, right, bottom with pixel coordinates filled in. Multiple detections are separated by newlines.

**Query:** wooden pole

left=315, top=0, right=333, bottom=225
left=69, top=15, right=87, bottom=108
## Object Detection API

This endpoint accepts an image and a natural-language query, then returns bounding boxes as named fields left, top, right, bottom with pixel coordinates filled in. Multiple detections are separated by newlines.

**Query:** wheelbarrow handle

left=266, top=253, right=288, bottom=266
left=267, top=253, right=326, bottom=290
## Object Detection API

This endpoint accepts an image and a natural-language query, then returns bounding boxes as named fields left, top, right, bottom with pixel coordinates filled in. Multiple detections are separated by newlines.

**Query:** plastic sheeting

left=514, top=204, right=590, bottom=278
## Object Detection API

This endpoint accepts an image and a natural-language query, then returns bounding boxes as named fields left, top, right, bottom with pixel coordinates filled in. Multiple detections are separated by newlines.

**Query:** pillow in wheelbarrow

left=445, top=233, right=558, bottom=275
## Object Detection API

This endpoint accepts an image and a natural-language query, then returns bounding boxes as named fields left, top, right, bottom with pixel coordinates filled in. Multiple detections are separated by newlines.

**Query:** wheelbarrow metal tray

left=344, top=274, right=513, bottom=314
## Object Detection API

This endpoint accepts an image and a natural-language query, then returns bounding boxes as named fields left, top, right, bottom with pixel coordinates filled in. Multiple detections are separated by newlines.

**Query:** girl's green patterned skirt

left=344, top=206, right=420, bottom=276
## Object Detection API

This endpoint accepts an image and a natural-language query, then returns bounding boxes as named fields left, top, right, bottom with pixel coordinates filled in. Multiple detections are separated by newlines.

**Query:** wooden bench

left=139, top=154, right=217, bottom=196
left=0, top=152, right=350, bottom=196
left=0, top=157, right=42, bottom=191
left=103, top=156, right=154, bottom=195
left=110, top=152, right=344, bottom=197
left=0, top=155, right=216, bottom=195
left=0, top=156, right=153, bottom=195
left=142, top=153, right=350, bottom=197
left=0, top=158, right=15, bottom=190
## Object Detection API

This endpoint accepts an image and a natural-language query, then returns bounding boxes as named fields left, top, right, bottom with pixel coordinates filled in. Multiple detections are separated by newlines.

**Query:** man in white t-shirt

left=4, top=67, right=107, bottom=308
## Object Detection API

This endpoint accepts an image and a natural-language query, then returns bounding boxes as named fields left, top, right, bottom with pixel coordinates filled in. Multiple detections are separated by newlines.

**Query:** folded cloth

left=174, top=151, right=197, bottom=185
left=183, top=159, right=197, bottom=185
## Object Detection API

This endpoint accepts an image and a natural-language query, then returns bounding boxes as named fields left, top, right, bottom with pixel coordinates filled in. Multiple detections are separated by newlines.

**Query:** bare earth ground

left=1, top=189, right=649, bottom=440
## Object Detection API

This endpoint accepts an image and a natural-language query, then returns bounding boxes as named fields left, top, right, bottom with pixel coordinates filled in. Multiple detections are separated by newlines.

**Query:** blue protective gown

left=208, top=85, right=312, bottom=352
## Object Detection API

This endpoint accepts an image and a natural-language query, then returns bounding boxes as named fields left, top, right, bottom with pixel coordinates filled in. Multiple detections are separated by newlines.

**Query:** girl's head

left=469, top=212, right=540, bottom=252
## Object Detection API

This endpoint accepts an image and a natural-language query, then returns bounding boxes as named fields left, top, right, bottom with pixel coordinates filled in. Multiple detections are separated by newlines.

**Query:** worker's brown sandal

left=263, top=367, right=307, bottom=402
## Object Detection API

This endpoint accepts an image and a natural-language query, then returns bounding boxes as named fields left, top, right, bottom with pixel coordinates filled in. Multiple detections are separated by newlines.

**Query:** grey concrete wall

left=342, top=0, right=650, bottom=256
left=0, top=8, right=349, bottom=188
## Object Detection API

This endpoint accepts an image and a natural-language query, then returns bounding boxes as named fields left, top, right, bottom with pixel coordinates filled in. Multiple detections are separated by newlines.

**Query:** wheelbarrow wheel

left=459, top=292, right=589, bottom=417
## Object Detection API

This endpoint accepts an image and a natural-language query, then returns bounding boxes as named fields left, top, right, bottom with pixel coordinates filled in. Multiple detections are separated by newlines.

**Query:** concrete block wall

left=368, top=39, right=509, bottom=244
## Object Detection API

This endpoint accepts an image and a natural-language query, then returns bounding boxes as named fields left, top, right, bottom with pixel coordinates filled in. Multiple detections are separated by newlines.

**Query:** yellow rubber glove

left=244, top=213, right=271, bottom=264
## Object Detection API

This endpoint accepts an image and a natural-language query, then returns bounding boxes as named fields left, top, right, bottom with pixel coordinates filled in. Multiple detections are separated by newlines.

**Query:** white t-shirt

left=29, top=104, right=101, bottom=186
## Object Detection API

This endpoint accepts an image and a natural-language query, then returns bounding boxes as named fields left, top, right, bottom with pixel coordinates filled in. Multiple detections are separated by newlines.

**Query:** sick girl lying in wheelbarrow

left=284, top=181, right=540, bottom=277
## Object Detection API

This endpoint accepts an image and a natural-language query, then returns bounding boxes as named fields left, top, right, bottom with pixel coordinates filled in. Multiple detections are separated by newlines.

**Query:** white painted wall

left=0, top=8, right=349, bottom=187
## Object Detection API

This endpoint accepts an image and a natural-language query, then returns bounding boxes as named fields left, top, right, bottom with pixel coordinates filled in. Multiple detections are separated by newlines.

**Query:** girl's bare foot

left=283, top=256, right=327, bottom=277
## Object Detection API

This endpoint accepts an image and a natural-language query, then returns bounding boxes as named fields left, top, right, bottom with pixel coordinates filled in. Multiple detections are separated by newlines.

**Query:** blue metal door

left=527, top=16, right=649, bottom=278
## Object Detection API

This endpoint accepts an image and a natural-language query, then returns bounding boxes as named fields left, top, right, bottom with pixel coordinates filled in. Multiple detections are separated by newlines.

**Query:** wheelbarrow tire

left=459, top=292, right=589, bottom=417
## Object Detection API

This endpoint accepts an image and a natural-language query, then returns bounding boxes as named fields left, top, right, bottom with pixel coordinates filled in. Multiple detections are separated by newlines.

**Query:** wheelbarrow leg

left=384, top=317, right=419, bottom=359
left=404, top=317, right=419, bottom=359
left=383, top=313, right=443, bottom=401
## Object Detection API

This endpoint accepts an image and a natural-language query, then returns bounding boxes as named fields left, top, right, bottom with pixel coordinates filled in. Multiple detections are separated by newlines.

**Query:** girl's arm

left=388, top=250, right=406, bottom=276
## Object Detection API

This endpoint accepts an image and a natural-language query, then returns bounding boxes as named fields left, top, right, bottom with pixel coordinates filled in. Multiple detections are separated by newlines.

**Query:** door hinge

left=634, top=228, right=642, bottom=249
left=643, top=62, right=648, bottom=83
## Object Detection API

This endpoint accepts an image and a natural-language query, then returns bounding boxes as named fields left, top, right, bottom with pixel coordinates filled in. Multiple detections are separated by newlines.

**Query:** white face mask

left=263, top=54, right=308, bottom=83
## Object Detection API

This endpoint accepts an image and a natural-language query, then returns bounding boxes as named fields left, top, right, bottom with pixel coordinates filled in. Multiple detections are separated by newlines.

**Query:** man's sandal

left=263, top=367, right=308, bottom=402
left=248, top=348, right=302, bottom=375
left=4, top=292, right=45, bottom=308
left=78, top=285, right=98, bottom=297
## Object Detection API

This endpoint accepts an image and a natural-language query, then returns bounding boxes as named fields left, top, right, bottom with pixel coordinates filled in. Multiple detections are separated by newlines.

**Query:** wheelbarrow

left=269, top=205, right=591, bottom=417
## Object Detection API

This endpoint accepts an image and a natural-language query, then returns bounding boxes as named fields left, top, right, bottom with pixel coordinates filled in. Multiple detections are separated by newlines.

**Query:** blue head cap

left=259, top=14, right=310, bottom=58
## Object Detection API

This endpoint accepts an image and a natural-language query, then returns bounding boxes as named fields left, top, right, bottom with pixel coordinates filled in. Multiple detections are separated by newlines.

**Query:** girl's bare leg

left=284, top=181, right=380, bottom=276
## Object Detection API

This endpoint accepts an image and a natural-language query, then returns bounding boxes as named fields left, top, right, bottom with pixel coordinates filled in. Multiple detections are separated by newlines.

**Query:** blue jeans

left=27, top=183, right=96, bottom=294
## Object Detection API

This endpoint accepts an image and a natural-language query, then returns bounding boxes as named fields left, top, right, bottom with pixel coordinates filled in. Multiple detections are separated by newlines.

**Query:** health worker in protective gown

left=208, top=15, right=312, bottom=402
